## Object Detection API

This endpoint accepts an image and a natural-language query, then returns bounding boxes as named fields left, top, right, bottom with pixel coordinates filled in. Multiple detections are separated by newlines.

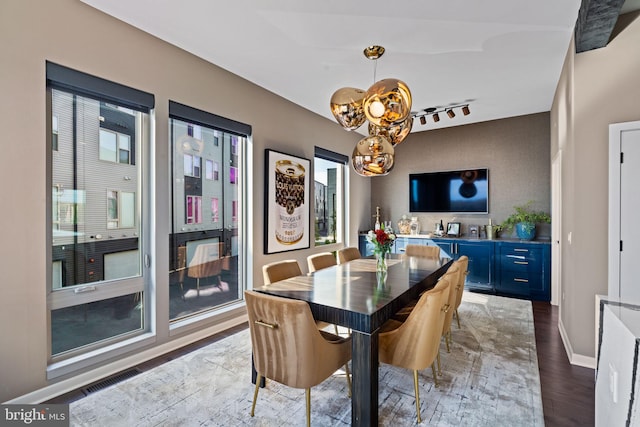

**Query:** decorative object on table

left=330, top=46, right=471, bottom=177
left=434, top=219, right=445, bottom=236
left=373, top=206, right=381, bottom=230
left=397, top=214, right=411, bottom=234
left=468, top=224, right=479, bottom=238
left=264, top=149, right=311, bottom=254
left=409, top=217, right=421, bottom=235
left=498, top=201, right=551, bottom=241
left=447, top=222, right=461, bottom=237
left=366, top=226, right=396, bottom=272
left=485, top=218, right=496, bottom=240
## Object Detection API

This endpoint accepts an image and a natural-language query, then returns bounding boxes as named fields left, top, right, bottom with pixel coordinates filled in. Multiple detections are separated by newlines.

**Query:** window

left=169, top=100, right=250, bottom=322
left=314, top=147, right=348, bottom=246
left=52, top=115, right=58, bottom=151
left=100, top=129, right=132, bottom=164
left=47, top=61, right=153, bottom=368
left=186, top=195, right=202, bottom=224
left=183, top=154, right=201, bottom=178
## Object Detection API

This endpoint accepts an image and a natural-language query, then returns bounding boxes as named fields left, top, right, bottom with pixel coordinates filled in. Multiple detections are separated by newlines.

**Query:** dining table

left=253, top=253, right=452, bottom=426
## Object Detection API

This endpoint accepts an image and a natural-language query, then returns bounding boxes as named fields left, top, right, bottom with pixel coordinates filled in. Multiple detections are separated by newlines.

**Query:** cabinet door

left=394, top=237, right=408, bottom=254
left=457, top=241, right=492, bottom=286
left=358, top=235, right=375, bottom=257
left=434, top=239, right=455, bottom=258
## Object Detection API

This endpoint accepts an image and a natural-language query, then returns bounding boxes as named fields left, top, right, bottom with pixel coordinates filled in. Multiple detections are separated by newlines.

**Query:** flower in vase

left=366, top=226, right=396, bottom=256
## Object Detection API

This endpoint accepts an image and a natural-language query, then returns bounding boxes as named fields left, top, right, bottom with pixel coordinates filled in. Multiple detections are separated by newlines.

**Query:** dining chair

left=262, top=259, right=332, bottom=331
left=405, top=244, right=441, bottom=259
left=337, top=247, right=361, bottom=264
left=307, top=252, right=337, bottom=273
left=440, top=263, right=462, bottom=353
left=262, top=259, right=303, bottom=285
left=453, top=256, right=469, bottom=328
left=245, top=290, right=352, bottom=427
left=378, top=276, right=452, bottom=423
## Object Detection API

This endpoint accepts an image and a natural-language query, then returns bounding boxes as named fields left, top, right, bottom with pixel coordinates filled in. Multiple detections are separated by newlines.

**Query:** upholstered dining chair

left=262, top=259, right=303, bottom=285
left=440, top=263, right=462, bottom=353
left=307, top=252, right=337, bottom=273
left=378, top=276, right=452, bottom=423
left=337, top=247, right=361, bottom=264
left=453, top=256, right=469, bottom=329
left=245, top=290, right=352, bottom=427
left=405, top=244, right=441, bottom=259
left=262, top=259, right=332, bottom=331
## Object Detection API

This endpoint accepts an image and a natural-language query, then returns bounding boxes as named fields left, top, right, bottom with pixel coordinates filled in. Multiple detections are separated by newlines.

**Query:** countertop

left=360, top=232, right=552, bottom=244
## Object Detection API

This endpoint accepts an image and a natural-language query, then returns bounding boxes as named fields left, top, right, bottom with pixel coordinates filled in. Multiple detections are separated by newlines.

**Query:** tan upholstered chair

left=453, top=256, right=469, bottom=328
left=405, top=244, right=441, bottom=259
left=378, top=277, right=452, bottom=423
left=307, top=252, right=337, bottom=273
left=245, top=290, right=352, bottom=427
left=337, top=247, right=361, bottom=264
left=262, top=259, right=332, bottom=331
left=262, top=259, right=303, bottom=285
left=440, top=264, right=461, bottom=353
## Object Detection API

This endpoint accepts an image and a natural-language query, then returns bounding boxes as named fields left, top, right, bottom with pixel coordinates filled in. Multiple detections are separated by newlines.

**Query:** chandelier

left=330, top=46, right=470, bottom=177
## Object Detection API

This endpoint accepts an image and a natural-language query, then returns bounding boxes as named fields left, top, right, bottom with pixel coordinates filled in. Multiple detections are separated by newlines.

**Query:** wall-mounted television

left=409, top=168, right=488, bottom=213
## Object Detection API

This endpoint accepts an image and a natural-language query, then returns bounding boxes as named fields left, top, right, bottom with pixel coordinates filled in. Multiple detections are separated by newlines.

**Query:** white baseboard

left=5, top=314, right=247, bottom=404
left=558, top=317, right=597, bottom=369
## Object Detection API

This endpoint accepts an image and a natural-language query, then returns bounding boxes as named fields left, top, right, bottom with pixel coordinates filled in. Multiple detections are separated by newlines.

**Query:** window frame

left=313, top=147, right=348, bottom=247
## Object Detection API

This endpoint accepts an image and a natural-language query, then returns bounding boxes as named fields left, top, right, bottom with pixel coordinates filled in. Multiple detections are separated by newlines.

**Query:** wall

left=0, top=0, right=366, bottom=402
left=370, top=113, right=551, bottom=238
left=551, top=11, right=640, bottom=362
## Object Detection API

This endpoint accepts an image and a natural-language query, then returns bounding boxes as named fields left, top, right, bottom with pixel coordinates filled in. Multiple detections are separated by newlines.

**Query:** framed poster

left=264, top=149, right=311, bottom=254
left=446, top=222, right=461, bottom=237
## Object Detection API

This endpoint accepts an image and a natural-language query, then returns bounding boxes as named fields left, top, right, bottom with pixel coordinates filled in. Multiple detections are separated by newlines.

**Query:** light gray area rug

left=70, top=293, right=543, bottom=426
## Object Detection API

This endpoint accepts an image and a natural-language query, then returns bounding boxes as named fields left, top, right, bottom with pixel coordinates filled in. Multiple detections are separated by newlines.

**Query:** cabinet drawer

left=499, top=270, right=543, bottom=295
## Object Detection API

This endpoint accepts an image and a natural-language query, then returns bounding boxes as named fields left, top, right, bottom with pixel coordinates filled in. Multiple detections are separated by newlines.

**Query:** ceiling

left=81, top=0, right=639, bottom=135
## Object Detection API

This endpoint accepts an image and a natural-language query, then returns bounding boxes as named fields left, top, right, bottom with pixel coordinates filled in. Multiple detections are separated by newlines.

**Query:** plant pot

left=516, top=222, right=536, bottom=240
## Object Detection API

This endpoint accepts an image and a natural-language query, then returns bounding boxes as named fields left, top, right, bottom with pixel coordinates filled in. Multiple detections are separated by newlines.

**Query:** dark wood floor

left=50, top=300, right=596, bottom=426
left=532, top=301, right=595, bottom=426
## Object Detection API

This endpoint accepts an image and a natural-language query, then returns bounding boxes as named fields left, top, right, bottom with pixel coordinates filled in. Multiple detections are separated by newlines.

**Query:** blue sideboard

left=357, top=234, right=551, bottom=301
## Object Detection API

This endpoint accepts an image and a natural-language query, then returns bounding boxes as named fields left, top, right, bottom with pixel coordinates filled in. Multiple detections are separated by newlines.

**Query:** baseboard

left=5, top=314, right=248, bottom=404
left=558, top=317, right=597, bottom=369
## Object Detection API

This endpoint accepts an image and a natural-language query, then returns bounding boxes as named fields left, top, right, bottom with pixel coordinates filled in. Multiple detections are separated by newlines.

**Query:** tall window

left=314, top=147, right=347, bottom=246
left=47, top=62, right=153, bottom=367
left=169, top=101, right=250, bottom=321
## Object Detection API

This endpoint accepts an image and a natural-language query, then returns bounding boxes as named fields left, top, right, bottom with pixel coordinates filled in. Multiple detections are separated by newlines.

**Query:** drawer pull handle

left=514, top=278, right=529, bottom=283
left=514, top=261, right=529, bottom=265
left=514, top=248, right=529, bottom=252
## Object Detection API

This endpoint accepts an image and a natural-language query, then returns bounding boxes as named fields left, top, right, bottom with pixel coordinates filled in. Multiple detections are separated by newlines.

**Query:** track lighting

left=411, top=103, right=471, bottom=126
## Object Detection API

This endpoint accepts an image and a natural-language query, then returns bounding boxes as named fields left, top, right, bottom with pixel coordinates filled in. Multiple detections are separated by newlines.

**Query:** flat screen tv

left=409, top=168, right=488, bottom=213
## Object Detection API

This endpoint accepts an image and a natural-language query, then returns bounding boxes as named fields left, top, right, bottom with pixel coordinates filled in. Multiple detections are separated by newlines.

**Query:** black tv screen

left=409, top=169, right=488, bottom=213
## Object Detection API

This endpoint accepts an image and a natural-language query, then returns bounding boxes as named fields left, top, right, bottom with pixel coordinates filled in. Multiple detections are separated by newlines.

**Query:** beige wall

left=551, top=12, right=640, bottom=360
left=370, top=113, right=551, bottom=238
left=0, top=0, right=366, bottom=401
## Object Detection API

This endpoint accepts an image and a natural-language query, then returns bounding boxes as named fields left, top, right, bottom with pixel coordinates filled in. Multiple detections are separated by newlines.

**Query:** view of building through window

left=314, top=151, right=345, bottom=246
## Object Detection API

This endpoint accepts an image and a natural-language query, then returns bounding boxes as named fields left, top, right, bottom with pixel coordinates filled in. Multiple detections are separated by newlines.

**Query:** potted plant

left=498, top=201, right=551, bottom=240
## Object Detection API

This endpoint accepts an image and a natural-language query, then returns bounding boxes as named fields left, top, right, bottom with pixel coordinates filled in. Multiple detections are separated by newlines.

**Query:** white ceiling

left=81, top=1, right=594, bottom=134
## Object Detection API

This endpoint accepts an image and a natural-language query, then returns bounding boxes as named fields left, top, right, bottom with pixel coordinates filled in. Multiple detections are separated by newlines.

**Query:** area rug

left=70, top=293, right=543, bottom=426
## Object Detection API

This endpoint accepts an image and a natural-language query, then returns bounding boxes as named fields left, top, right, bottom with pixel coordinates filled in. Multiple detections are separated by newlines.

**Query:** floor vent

left=82, top=368, right=142, bottom=395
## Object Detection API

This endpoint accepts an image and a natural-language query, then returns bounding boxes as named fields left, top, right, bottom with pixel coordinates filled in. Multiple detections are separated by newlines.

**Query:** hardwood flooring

left=533, top=301, right=595, bottom=426
left=49, top=300, right=596, bottom=426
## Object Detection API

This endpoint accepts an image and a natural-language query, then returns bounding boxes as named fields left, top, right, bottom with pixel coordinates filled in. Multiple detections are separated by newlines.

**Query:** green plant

left=498, top=201, right=551, bottom=233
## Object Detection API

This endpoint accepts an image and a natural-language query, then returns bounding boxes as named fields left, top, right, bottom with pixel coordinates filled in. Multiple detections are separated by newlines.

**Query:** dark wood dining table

left=253, top=253, right=452, bottom=426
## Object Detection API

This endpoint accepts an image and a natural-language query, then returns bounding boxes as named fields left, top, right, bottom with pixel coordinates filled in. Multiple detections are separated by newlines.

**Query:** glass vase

left=375, top=250, right=388, bottom=273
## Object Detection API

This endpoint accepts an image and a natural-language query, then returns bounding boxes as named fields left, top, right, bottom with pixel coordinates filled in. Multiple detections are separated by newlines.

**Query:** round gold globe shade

left=363, top=78, right=412, bottom=127
left=368, top=116, right=413, bottom=146
left=330, top=87, right=367, bottom=131
left=351, top=135, right=395, bottom=177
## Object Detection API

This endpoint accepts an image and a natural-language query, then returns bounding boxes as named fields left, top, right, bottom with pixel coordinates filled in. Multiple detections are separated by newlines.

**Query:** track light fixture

left=412, top=104, right=471, bottom=126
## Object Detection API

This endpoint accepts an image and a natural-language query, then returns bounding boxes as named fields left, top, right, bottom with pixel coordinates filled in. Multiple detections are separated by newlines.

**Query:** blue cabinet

left=357, top=235, right=551, bottom=301
left=494, top=241, right=551, bottom=301
left=433, top=239, right=493, bottom=291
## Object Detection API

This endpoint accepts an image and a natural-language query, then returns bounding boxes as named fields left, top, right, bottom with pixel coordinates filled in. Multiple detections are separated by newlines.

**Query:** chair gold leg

left=413, top=370, right=422, bottom=424
left=437, top=350, right=442, bottom=376
left=445, top=331, right=451, bottom=353
left=251, top=374, right=261, bottom=417
left=305, top=388, right=311, bottom=427
left=431, top=363, right=439, bottom=387
left=455, top=309, right=461, bottom=329
left=344, top=363, right=352, bottom=397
